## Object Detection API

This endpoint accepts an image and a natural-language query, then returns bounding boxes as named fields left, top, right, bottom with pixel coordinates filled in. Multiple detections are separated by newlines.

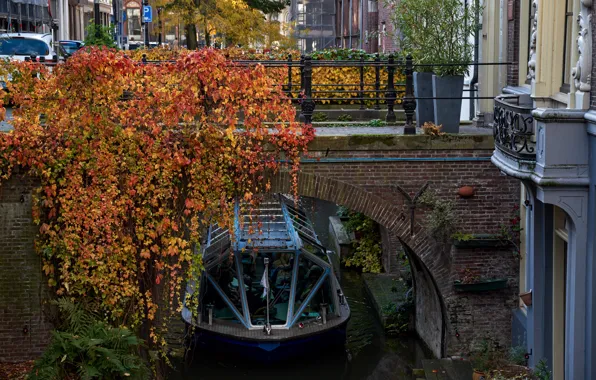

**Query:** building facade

left=488, top=0, right=596, bottom=379
left=279, top=0, right=396, bottom=54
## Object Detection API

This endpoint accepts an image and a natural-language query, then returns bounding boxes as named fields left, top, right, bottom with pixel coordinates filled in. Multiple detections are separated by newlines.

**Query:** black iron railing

left=493, top=94, right=536, bottom=159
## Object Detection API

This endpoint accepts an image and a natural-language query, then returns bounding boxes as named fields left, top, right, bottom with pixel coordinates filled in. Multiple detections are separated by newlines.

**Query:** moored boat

left=182, top=193, right=351, bottom=363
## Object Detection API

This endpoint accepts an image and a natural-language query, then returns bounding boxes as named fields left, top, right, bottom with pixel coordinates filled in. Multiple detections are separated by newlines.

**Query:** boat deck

left=192, top=303, right=350, bottom=341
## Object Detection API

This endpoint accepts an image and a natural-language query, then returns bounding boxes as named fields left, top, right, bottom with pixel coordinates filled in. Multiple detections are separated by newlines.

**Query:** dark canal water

left=170, top=198, right=432, bottom=379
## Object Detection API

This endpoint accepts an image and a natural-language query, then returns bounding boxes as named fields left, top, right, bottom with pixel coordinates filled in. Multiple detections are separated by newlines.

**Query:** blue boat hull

left=188, top=322, right=348, bottom=364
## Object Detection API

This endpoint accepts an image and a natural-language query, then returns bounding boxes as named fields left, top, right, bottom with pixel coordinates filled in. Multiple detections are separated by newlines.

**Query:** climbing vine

left=0, top=48, right=313, bottom=363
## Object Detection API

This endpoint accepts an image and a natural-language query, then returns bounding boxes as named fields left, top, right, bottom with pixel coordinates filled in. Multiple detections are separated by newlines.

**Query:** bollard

left=207, top=304, right=213, bottom=325
left=321, top=303, right=328, bottom=325
left=403, top=54, right=417, bottom=135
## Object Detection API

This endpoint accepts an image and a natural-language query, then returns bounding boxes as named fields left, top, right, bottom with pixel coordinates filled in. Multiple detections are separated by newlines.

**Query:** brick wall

left=507, top=0, right=521, bottom=86
left=0, top=174, right=52, bottom=363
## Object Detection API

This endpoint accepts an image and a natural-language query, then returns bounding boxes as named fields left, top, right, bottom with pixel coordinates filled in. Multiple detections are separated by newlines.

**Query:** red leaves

left=0, top=47, right=313, bottom=348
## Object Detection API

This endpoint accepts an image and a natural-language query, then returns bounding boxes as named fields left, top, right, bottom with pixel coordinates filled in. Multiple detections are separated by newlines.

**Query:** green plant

left=509, top=345, right=527, bottom=366
left=342, top=211, right=382, bottom=273
left=390, top=0, right=481, bottom=76
left=83, top=24, right=117, bottom=48
left=367, top=119, right=385, bottom=127
left=29, top=298, right=148, bottom=379
left=337, top=113, right=353, bottom=122
left=458, top=267, right=481, bottom=284
left=471, top=338, right=505, bottom=373
left=534, top=359, right=551, bottom=380
left=499, top=204, right=523, bottom=258
left=419, top=189, right=457, bottom=244
left=383, top=298, right=413, bottom=336
left=452, top=232, right=474, bottom=242
left=312, top=112, right=328, bottom=122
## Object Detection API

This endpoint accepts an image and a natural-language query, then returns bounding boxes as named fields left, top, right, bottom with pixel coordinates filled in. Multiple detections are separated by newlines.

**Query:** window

left=127, top=7, right=141, bottom=37
left=0, top=37, right=49, bottom=56
left=561, top=0, right=574, bottom=92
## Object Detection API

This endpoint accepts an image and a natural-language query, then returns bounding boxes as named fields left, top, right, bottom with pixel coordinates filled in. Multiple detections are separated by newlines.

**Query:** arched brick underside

left=269, top=171, right=449, bottom=358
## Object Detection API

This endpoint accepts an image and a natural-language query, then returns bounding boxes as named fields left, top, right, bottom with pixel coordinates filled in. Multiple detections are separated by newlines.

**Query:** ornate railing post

left=385, top=54, right=396, bottom=123
left=359, top=56, right=365, bottom=110
left=374, top=53, right=381, bottom=110
left=300, top=55, right=315, bottom=124
left=299, top=54, right=305, bottom=89
left=403, top=54, right=416, bottom=135
left=287, top=54, right=293, bottom=96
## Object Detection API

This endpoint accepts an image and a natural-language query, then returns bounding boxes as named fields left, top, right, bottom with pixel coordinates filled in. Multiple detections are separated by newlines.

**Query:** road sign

left=143, top=5, right=152, bottom=23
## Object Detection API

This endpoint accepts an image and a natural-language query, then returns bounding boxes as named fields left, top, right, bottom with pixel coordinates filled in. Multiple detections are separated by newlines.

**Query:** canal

left=170, top=198, right=432, bottom=379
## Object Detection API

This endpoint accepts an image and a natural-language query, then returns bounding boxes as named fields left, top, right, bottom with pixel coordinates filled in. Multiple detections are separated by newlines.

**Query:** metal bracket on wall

left=393, top=182, right=429, bottom=237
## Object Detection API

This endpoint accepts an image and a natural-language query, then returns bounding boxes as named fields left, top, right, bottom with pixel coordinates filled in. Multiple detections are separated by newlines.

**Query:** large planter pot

left=432, top=74, right=464, bottom=133
left=413, top=72, right=435, bottom=128
left=472, top=370, right=487, bottom=380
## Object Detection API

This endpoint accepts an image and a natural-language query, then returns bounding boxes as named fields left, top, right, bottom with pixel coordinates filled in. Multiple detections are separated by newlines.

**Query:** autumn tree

left=0, top=48, right=312, bottom=374
left=159, top=0, right=291, bottom=49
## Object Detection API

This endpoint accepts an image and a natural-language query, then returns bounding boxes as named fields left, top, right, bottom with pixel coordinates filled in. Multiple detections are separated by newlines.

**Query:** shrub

left=29, top=299, right=148, bottom=379
left=419, top=189, right=457, bottom=243
left=343, top=211, right=382, bottom=273
left=367, top=119, right=385, bottom=127
left=337, top=113, right=353, bottom=122
left=83, top=24, right=117, bottom=48
left=312, top=112, right=328, bottom=122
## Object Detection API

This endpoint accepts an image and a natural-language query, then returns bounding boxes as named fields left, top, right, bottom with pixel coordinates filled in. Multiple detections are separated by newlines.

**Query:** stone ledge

left=308, top=133, right=495, bottom=151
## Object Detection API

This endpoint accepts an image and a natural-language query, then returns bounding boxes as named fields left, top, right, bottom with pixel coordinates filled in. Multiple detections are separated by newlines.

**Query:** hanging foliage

left=0, top=48, right=313, bottom=360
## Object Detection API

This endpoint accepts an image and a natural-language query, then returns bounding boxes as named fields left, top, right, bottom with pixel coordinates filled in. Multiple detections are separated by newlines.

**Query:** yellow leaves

left=0, top=47, right=313, bottom=357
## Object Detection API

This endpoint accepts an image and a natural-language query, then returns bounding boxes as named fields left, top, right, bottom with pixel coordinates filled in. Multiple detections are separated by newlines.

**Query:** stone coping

left=309, top=132, right=494, bottom=151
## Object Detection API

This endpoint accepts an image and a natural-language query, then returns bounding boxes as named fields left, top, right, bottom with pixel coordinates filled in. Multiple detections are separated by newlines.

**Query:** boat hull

left=188, top=321, right=349, bottom=364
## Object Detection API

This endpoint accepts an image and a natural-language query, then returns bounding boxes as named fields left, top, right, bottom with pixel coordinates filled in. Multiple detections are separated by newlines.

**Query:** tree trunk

left=186, top=24, right=197, bottom=49
left=204, top=27, right=210, bottom=47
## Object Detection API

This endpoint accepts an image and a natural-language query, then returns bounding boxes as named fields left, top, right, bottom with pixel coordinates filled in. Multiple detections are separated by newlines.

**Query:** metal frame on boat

left=182, top=193, right=350, bottom=361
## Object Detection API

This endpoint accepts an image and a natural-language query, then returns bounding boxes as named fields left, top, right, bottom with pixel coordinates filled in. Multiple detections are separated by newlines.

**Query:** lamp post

left=143, top=0, right=149, bottom=47
left=157, top=7, right=162, bottom=45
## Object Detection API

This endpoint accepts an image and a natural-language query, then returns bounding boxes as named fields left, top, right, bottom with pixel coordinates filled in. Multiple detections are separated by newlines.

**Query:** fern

left=29, top=298, right=148, bottom=380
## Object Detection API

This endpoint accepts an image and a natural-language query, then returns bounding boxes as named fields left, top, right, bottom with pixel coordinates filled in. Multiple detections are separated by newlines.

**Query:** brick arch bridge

left=0, top=132, right=519, bottom=362
left=268, top=133, right=520, bottom=358
left=270, top=170, right=449, bottom=357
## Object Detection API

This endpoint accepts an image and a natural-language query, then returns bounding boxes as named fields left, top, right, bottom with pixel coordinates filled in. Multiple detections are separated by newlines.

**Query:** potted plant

left=430, top=0, right=479, bottom=133
left=392, top=0, right=439, bottom=128
left=454, top=268, right=508, bottom=292
left=452, top=232, right=512, bottom=249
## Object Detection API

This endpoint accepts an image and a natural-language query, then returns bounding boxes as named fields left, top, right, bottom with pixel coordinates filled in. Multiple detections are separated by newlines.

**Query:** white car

left=0, top=33, right=56, bottom=62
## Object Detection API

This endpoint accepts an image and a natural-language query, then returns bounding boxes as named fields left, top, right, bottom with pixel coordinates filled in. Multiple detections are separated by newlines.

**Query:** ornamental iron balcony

left=493, top=94, right=536, bottom=160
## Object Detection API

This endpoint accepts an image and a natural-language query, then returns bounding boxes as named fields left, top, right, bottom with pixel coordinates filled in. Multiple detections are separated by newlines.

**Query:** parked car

left=58, top=40, right=84, bottom=58
left=0, top=33, right=56, bottom=61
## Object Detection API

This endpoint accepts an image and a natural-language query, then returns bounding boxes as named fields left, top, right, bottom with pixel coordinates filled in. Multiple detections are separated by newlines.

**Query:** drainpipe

left=358, top=0, right=363, bottom=49
left=340, top=0, right=344, bottom=47
left=348, top=0, right=352, bottom=47
left=469, top=0, right=480, bottom=121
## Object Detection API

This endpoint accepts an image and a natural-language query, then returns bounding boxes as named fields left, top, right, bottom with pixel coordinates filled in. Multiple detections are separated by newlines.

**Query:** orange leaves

left=0, top=47, right=313, bottom=352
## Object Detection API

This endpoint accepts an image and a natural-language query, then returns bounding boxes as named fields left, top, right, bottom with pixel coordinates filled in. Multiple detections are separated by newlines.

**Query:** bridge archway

left=269, top=171, right=448, bottom=357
